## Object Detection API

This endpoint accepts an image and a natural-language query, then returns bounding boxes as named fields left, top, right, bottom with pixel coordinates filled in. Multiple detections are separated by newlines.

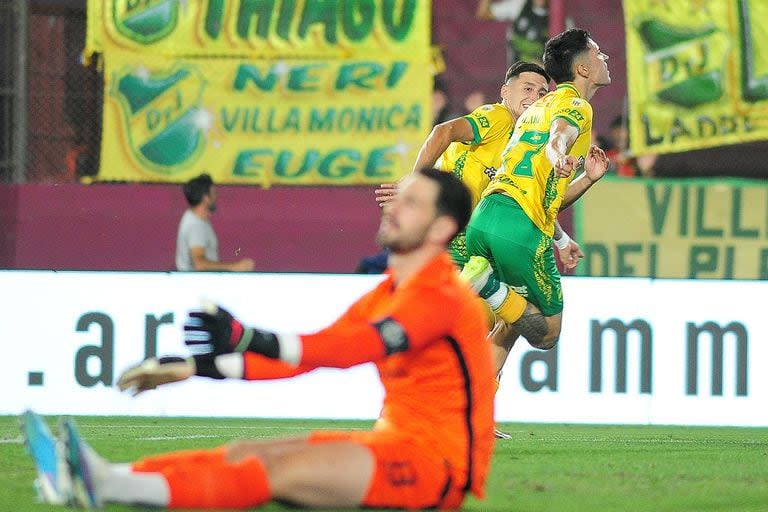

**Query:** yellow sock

left=494, top=288, right=527, bottom=324
left=478, top=297, right=497, bottom=329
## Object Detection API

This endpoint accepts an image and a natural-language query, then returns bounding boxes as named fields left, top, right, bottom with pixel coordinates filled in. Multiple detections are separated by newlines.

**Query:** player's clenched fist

left=553, top=155, right=576, bottom=178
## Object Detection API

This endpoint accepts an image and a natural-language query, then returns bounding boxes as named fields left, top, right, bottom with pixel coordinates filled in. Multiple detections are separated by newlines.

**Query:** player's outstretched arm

left=117, top=351, right=311, bottom=395
left=116, top=303, right=315, bottom=397
left=374, top=117, right=475, bottom=207
left=412, top=117, right=475, bottom=173
left=184, top=285, right=459, bottom=370
left=299, top=283, right=461, bottom=367
left=182, top=301, right=372, bottom=368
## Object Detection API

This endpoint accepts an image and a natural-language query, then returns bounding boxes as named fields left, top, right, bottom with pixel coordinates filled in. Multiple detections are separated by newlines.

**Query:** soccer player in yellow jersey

left=462, top=28, right=611, bottom=351
left=376, top=61, right=550, bottom=267
left=376, top=61, right=582, bottom=439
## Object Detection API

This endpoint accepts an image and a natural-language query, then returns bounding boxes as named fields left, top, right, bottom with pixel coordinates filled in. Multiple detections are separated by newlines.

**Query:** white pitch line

left=0, top=437, right=22, bottom=444
left=138, top=434, right=224, bottom=441
left=79, top=425, right=366, bottom=431
left=518, top=436, right=768, bottom=445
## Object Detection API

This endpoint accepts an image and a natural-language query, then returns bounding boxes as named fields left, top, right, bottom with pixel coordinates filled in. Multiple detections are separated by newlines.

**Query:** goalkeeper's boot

left=460, top=255, right=493, bottom=293
left=19, top=410, right=72, bottom=505
left=494, top=427, right=512, bottom=440
left=61, top=418, right=104, bottom=509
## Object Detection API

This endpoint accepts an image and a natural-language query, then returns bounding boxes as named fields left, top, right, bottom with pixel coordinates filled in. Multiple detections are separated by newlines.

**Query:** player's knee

left=527, top=332, right=559, bottom=350
left=512, top=306, right=546, bottom=346
left=532, top=318, right=561, bottom=350
left=516, top=312, right=560, bottom=350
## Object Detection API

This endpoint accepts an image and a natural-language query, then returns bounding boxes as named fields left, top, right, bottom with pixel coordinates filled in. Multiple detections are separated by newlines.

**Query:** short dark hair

left=183, top=173, right=213, bottom=206
left=543, top=28, right=592, bottom=83
left=418, top=168, right=472, bottom=239
left=504, top=61, right=550, bottom=84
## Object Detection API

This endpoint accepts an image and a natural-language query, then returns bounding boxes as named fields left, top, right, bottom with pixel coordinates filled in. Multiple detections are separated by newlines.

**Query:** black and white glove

left=184, top=303, right=280, bottom=358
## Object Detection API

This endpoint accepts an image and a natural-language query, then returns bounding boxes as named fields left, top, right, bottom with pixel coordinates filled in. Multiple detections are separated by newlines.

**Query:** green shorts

left=466, top=193, right=563, bottom=316
left=449, top=230, right=469, bottom=269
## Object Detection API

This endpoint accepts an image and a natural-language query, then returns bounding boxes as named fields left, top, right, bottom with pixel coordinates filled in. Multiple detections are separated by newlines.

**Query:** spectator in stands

left=476, top=0, right=549, bottom=66
left=175, top=173, right=255, bottom=272
left=603, top=114, right=657, bottom=178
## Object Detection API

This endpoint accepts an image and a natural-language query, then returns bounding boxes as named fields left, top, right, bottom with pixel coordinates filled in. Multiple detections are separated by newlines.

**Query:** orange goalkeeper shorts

left=309, top=430, right=465, bottom=510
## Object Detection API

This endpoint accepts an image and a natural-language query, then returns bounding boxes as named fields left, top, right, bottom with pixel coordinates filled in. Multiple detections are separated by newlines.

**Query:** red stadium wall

left=0, top=184, right=382, bottom=272
left=434, top=0, right=626, bottom=138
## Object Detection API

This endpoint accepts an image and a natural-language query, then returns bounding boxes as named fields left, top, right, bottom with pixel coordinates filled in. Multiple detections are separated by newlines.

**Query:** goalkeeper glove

left=117, top=356, right=193, bottom=395
left=117, top=354, right=234, bottom=395
left=184, top=303, right=280, bottom=358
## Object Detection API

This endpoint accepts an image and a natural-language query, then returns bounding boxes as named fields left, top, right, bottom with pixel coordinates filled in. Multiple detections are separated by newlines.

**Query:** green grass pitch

left=1, top=416, right=766, bottom=511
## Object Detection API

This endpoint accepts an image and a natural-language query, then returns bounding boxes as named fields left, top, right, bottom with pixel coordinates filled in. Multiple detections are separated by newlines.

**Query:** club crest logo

left=113, top=0, right=180, bottom=45
left=111, top=64, right=211, bottom=174
left=635, top=17, right=728, bottom=107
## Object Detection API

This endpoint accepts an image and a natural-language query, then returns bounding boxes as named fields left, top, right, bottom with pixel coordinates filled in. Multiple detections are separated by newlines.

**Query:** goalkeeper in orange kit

left=21, top=168, right=495, bottom=510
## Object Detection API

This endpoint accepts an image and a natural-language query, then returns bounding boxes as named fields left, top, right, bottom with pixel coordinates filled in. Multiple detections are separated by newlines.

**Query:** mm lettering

left=590, top=319, right=653, bottom=393
left=686, top=321, right=748, bottom=396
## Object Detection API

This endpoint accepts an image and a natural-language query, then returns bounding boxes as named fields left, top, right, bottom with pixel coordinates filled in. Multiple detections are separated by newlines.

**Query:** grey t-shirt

left=175, top=210, right=219, bottom=271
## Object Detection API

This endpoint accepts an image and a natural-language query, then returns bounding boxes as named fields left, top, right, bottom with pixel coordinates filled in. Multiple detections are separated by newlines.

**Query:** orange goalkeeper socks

left=133, top=447, right=271, bottom=509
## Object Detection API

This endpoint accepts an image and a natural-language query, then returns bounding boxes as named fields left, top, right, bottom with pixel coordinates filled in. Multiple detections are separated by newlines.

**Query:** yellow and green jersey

left=483, top=83, right=592, bottom=237
left=437, top=103, right=515, bottom=208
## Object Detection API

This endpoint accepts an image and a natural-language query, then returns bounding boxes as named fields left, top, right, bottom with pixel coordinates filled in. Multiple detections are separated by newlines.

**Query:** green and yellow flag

left=87, top=0, right=432, bottom=185
left=100, top=54, right=429, bottom=184
left=86, top=0, right=429, bottom=59
left=624, top=0, right=768, bottom=155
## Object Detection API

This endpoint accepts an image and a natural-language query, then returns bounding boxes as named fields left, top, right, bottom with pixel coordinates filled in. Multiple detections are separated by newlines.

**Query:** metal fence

left=1, top=2, right=100, bottom=184
left=0, top=0, right=25, bottom=183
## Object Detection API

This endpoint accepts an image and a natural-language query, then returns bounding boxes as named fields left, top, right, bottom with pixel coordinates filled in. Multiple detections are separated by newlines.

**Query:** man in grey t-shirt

left=175, top=174, right=254, bottom=272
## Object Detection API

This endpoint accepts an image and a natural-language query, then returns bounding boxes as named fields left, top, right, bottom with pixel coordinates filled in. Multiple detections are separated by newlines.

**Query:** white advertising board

left=1, top=271, right=765, bottom=426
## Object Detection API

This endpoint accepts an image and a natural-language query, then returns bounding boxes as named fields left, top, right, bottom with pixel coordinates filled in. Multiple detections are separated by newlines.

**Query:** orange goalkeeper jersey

left=242, top=253, right=495, bottom=498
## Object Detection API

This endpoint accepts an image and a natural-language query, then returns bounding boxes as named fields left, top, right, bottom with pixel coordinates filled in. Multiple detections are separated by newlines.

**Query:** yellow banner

left=624, top=0, right=768, bottom=154
left=86, top=0, right=430, bottom=59
left=575, top=178, right=768, bottom=280
left=99, top=52, right=430, bottom=184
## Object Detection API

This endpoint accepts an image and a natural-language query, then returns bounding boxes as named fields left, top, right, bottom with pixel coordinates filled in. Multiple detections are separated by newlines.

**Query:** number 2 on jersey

left=512, top=130, right=549, bottom=177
